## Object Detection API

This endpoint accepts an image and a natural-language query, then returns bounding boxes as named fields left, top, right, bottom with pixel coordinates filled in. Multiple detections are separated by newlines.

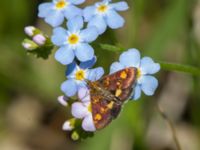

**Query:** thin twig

left=157, top=104, right=182, bottom=150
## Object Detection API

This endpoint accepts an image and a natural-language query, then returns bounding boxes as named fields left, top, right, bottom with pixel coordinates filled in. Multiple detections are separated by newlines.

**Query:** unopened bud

left=62, top=118, right=76, bottom=131
left=71, top=131, right=80, bottom=141
left=33, top=34, right=46, bottom=46
left=24, top=26, right=36, bottom=37
left=22, top=39, right=38, bottom=50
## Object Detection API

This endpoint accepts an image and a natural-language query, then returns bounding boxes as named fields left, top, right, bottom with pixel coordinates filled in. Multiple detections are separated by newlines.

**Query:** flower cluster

left=23, top=0, right=160, bottom=140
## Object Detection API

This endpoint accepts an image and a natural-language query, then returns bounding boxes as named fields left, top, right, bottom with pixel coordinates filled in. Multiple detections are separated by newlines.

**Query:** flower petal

left=67, top=15, right=83, bottom=32
left=44, top=10, right=64, bottom=27
left=62, top=120, right=74, bottom=131
left=83, top=6, right=96, bottom=22
left=51, top=27, right=67, bottom=46
left=77, top=81, right=87, bottom=88
left=110, top=62, right=124, bottom=74
left=87, top=67, right=104, bottom=81
left=79, top=56, right=97, bottom=69
left=140, top=57, right=160, bottom=75
left=103, top=0, right=112, bottom=3
left=140, top=75, right=158, bottom=96
left=110, top=2, right=129, bottom=11
left=88, top=15, right=107, bottom=34
left=132, top=84, right=141, bottom=100
left=68, top=0, right=85, bottom=5
left=38, top=3, right=53, bottom=18
left=78, top=87, right=90, bottom=102
left=61, top=79, right=77, bottom=96
left=55, top=46, right=75, bottom=65
left=79, top=56, right=96, bottom=69
left=82, top=114, right=96, bottom=132
left=80, top=27, right=99, bottom=43
left=71, top=102, right=90, bottom=119
left=63, top=5, right=82, bottom=19
left=106, top=10, right=125, bottom=29
left=57, top=95, right=68, bottom=106
left=66, top=64, right=81, bottom=78
left=119, top=48, right=141, bottom=67
left=66, top=61, right=76, bottom=76
left=75, top=43, right=94, bottom=62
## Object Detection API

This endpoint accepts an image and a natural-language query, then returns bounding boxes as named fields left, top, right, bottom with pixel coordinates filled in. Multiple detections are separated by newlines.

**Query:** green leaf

left=99, top=43, right=124, bottom=52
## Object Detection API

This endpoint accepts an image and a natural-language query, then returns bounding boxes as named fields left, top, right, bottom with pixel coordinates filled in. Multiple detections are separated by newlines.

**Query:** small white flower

left=71, top=87, right=96, bottom=132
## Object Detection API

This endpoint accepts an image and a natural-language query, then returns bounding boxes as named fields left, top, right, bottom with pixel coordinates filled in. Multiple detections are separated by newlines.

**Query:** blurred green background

left=0, top=0, right=200, bottom=150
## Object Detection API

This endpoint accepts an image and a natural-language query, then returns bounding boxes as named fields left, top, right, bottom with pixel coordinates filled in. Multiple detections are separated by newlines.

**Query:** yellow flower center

left=68, top=34, right=79, bottom=45
left=97, top=4, right=108, bottom=13
left=136, top=68, right=142, bottom=79
left=56, top=0, right=67, bottom=9
left=75, top=70, right=85, bottom=81
left=87, top=103, right=92, bottom=113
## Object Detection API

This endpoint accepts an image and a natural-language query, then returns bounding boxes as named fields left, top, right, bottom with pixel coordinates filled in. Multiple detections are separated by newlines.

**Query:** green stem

left=159, top=61, right=200, bottom=76
left=100, top=43, right=200, bottom=76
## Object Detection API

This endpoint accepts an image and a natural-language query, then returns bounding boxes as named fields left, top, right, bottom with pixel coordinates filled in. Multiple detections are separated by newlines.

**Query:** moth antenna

left=112, top=98, right=122, bottom=105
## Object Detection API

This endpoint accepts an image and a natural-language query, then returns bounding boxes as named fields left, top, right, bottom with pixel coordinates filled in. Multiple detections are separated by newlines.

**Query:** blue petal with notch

left=75, top=43, right=94, bottom=62
left=55, top=46, right=75, bottom=65
left=106, top=10, right=125, bottom=29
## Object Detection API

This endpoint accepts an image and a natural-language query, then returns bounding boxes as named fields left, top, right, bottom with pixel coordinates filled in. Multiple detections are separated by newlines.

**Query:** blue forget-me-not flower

left=83, top=0, right=129, bottom=34
left=61, top=58, right=104, bottom=97
left=38, top=0, right=84, bottom=27
left=51, top=16, right=99, bottom=65
left=110, top=49, right=160, bottom=100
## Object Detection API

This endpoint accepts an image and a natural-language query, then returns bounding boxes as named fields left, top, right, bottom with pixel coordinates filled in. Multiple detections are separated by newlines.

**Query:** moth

left=86, top=67, right=137, bottom=130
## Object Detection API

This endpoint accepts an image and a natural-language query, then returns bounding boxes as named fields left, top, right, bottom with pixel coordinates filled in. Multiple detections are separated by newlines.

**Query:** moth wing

left=90, top=93, right=121, bottom=130
left=99, top=67, right=137, bottom=101
left=89, top=67, right=137, bottom=130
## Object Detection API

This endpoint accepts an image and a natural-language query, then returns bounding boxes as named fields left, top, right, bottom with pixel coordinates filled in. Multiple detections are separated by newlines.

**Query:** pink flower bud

left=33, top=34, right=46, bottom=46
